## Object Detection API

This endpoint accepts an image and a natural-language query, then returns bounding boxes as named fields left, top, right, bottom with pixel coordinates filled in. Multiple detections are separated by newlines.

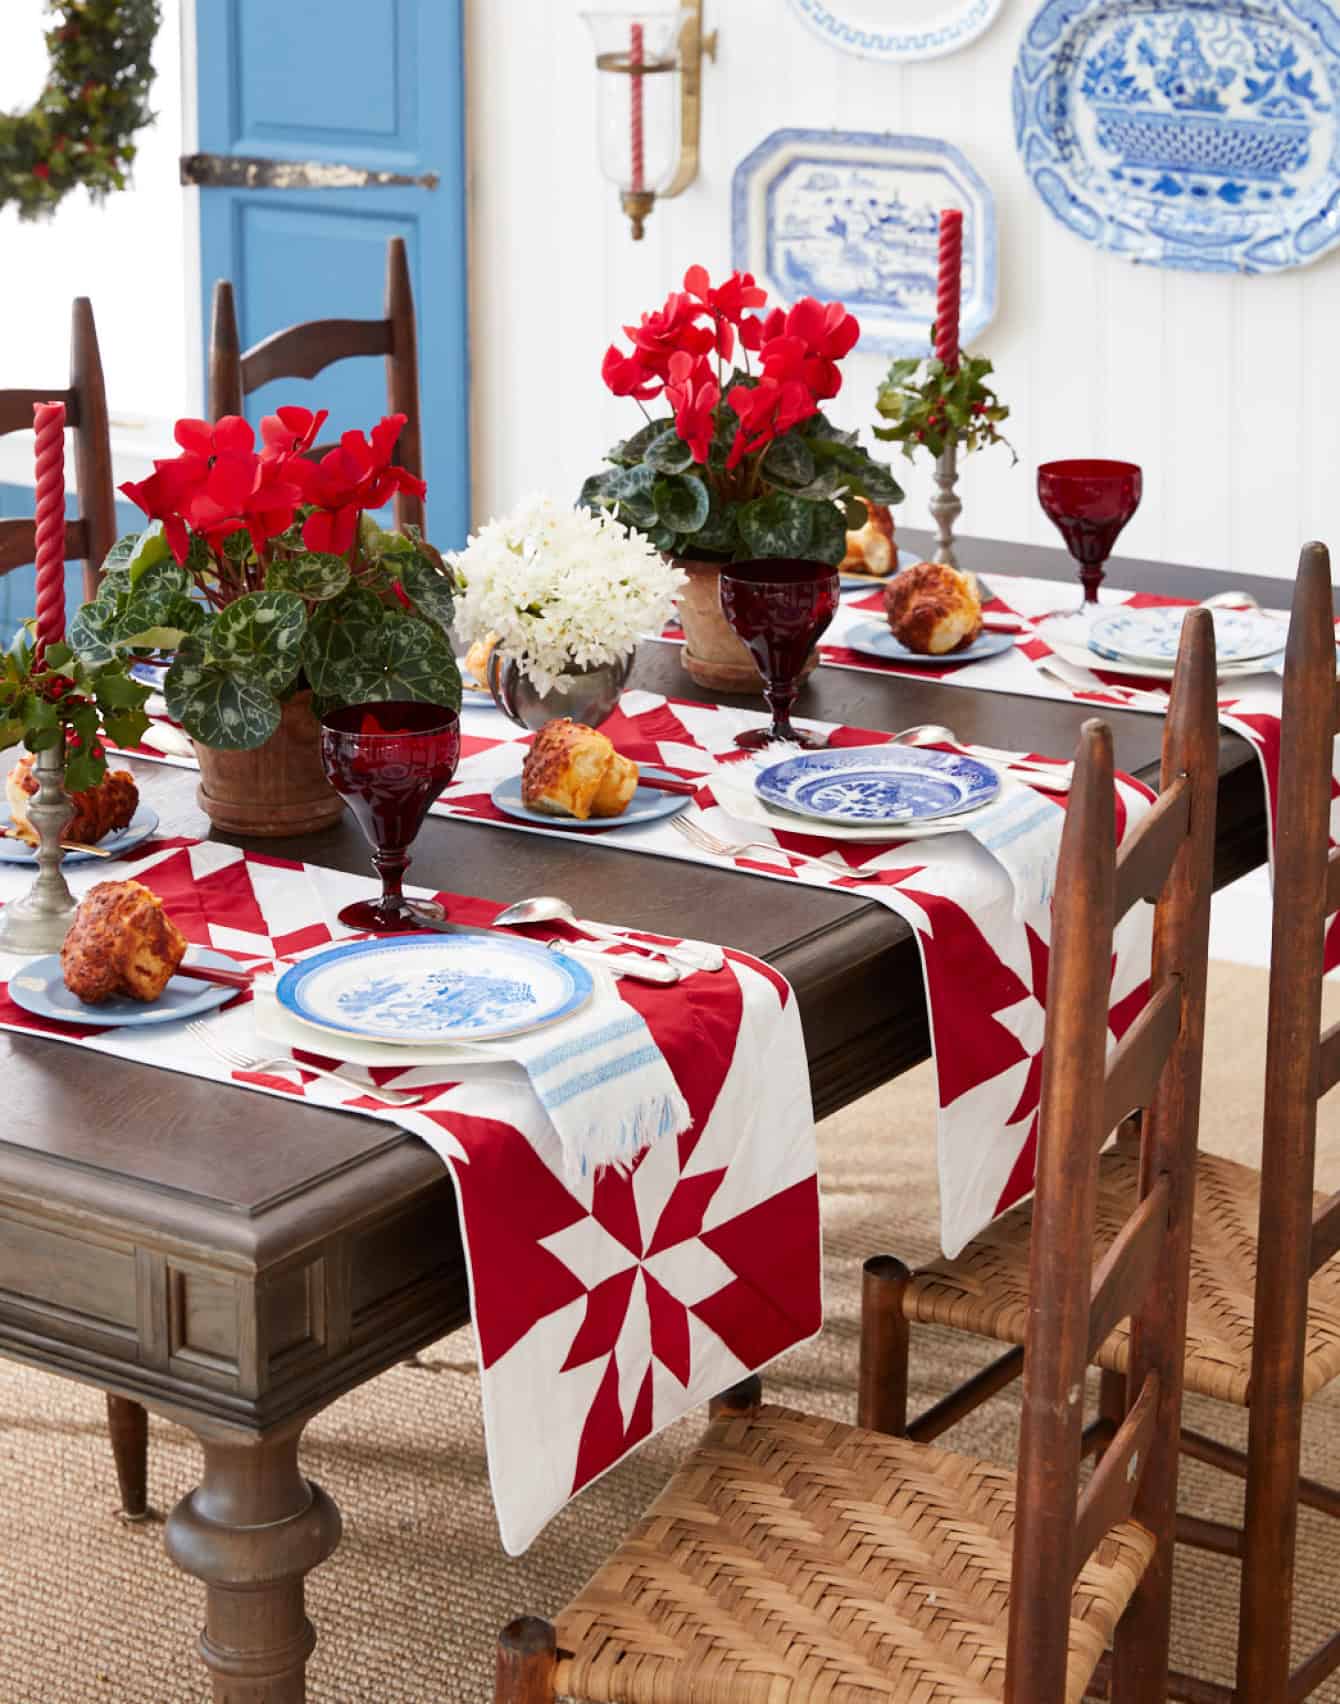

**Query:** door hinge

left=180, top=153, right=439, bottom=191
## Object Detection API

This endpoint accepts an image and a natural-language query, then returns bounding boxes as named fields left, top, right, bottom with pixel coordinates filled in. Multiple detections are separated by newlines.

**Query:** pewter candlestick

left=0, top=739, right=78, bottom=953
left=929, top=440, right=962, bottom=570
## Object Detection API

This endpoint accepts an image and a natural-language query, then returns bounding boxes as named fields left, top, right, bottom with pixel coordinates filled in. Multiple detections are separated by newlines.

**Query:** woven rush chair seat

left=552, top=1405, right=1154, bottom=1704
left=906, top=1135, right=1340, bottom=1408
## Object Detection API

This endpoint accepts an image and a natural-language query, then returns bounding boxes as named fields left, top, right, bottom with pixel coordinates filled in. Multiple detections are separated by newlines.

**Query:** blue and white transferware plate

left=275, top=935, right=595, bottom=1046
left=787, top=0, right=1005, bottom=62
left=1089, top=606, right=1287, bottom=665
left=845, top=621, right=1015, bottom=667
left=6, top=948, right=238, bottom=1028
left=755, top=746, right=1001, bottom=826
left=1014, top=0, right=1340, bottom=274
left=0, top=802, right=159, bottom=865
left=733, top=130, right=996, bottom=356
left=490, top=768, right=692, bottom=831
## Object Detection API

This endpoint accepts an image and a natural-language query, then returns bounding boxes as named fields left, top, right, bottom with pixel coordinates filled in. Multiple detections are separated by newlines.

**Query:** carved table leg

left=165, top=1421, right=341, bottom=1703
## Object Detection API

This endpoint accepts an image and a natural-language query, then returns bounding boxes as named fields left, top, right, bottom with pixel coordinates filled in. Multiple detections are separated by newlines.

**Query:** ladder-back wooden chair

left=864, top=554, right=1340, bottom=1701
left=0, top=296, right=116, bottom=603
left=494, top=618, right=1219, bottom=1704
left=208, top=233, right=424, bottom=534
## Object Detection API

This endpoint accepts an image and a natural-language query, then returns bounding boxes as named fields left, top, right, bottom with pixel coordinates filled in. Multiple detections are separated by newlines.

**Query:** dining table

left=0, top=531, right=1290, bottom=1701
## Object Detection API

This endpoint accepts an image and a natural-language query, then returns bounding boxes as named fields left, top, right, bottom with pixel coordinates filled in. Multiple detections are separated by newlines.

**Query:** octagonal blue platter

left=733, top=129, right=997, bottom=356
left=276, top=934, right=595, bottom=1046
left=1014, top=0, right=1340, bottom=274
left=755, top=746, right=1001, bottom=827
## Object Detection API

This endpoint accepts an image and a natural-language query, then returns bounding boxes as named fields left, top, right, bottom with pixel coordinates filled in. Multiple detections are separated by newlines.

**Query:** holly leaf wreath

left=0, top=0, right=161, bottom=221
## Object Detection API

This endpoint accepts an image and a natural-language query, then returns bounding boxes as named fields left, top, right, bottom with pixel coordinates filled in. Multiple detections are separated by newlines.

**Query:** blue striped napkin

left=963, top=784, right=1065, bottom=917
left=508, top=993, right=691, bottom=1179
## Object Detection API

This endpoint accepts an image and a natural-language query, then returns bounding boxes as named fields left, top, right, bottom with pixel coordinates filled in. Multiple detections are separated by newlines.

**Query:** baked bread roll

left=839, top=500, right=898, bottom=578
left=60, top=879, right=187, bottom=1004
left=520, top=719, right=639, bottom=821
left=884, top=562, right=983, bottom=655
left=5, top=754, right=138, bottom=846
left=464, top=633, right=498, bottom=690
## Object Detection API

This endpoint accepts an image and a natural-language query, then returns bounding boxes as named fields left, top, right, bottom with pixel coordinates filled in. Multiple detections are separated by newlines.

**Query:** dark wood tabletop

left=0, top=533, right=1285, bottom=1700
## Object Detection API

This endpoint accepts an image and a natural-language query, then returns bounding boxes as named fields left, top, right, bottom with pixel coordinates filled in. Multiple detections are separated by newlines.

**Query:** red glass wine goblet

left=320, top=700, right=461, bottom=933
left=718, top=558, right=840, bottom=750
left=1037, top=459, right=1143, bottom=611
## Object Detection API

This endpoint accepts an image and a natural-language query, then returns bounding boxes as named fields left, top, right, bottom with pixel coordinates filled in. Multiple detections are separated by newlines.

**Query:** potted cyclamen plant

left=583, top=265, right=903, bottom=690
left=69, top=407, right=461, bottom=836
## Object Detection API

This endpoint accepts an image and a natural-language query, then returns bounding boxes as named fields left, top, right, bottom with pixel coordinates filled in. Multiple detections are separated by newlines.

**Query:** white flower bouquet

left=451, top=495, right=686, bottom=695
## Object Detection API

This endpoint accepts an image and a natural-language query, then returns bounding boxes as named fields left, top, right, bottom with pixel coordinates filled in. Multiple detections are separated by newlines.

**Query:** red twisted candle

left=32, top=400, right=67, bottom=660
left=630, top=23, right=645, bottom=193
left=935, top=207, right=963, bottom=374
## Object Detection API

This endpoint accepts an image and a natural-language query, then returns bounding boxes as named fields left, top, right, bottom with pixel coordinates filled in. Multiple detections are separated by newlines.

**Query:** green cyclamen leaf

left=207, top=591, right=307, bottom=696
left=164, top=651, right=282, bottom=751
left=68, top=599, right=128, bottom=668
left=761, top=435, right=816, bottom=490
left=266, top=552, right=351, bottom=603
left=643, top=428, right=694, bottom=475
left=651, top=474, right=710, bottom=534
left=301, top=586, right=386, bottom=698
left=399, top=552, right=457, bottom=632
left=808, top=501, right=849, bottom=567
left=125, top=521, right=173, bottom=588
left=737, top=491, right=815, bottom=558
left=311, top=618, right=462, bottom=713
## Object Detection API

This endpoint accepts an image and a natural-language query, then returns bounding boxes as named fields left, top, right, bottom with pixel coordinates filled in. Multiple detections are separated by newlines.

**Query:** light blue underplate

left=491, top=768, right=693, bottom=832
left=275, top=934, right=595, bottom=1046
left=1014, top=0, right=1340, bottom=276
left=0, top=802, right=160, bottom=865
left=6, top=947, right=239, bottom=1028
left=755, top=745, right=1001, bottom=827
left=1089, top=607, right=1287, bottom=667
left=844, top=621, right=1015, bottom=668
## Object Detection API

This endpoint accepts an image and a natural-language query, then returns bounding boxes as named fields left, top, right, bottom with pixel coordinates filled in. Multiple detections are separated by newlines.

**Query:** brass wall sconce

left=582, top=4, right=717, bottom=240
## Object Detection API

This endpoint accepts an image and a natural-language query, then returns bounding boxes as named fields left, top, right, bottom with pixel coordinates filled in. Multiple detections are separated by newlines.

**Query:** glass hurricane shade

left=582, top=10, right=683, bottom=193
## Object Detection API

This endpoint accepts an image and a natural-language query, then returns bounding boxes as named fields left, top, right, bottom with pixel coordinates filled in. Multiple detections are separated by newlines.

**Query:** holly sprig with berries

left=1, top=0, right=161, bottom=221
left=873, top=344, right=1015, bottom=465
left=0, top=626, right=151, bottom=793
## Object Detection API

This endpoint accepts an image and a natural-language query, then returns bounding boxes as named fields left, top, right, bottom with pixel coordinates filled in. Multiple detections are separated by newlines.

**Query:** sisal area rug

left=2, top=961, right=1339, bottom=1702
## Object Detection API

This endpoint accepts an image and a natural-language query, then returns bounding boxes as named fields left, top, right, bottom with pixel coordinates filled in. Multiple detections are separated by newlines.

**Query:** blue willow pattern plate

left=275, top=935, right=595, bottom=1046
left=6, top=948, right=238, bottom=1028
left=844, top=621, right=1016, bottom=667
left=754, top=746, right=1001, bottom=827
left=0, top=802, right=160, bottom=865
left=1089, top=606, right=1287, bottom=665
left=1014, top=0, right=1340, bottom=274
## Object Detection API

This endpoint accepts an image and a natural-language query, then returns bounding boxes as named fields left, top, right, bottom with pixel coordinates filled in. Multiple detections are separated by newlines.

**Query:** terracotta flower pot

left=675, top=558, right=821, bottom=694
left=193, top=689, right=345, bottom=837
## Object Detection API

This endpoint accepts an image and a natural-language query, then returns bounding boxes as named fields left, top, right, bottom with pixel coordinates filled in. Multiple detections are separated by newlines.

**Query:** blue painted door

left=194, top=0, right=470, bottom=547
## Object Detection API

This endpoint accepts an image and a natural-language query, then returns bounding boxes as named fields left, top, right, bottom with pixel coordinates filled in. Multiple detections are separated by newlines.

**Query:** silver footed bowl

left=485, top=649, right=633, bottom=732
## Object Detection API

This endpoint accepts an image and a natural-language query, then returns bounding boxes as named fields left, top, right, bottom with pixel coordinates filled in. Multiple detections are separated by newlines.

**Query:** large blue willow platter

left=754, top=746, right=1001, bottom=827
left=1013, top=0, right=1340, bottom=273
left=275, top=934, right=595, bottom=1047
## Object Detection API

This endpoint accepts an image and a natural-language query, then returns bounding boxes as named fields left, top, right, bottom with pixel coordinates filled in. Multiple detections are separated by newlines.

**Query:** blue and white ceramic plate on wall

left=787, top=0, right=1005, bottom=62
left=0, top=803, right=160, bottom=865
left=755, top=746, right=1001, bottom=826
left=1089, top=606, right=1288, bottom=665
left=6, top=948, right=239, bottom=1028
left=275, top=935, right=595, bottom=1047
left=845, top=621, right=1016, bottom=667
left=1014, top=0, right=1340, bottom=274
left=490, top=768, right=693, bottom=831
left=733, top=130, right=997, bottom=356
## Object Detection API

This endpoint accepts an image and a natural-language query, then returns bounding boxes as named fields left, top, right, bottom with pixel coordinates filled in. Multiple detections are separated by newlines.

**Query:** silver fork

left=186, top=1020, right=422, bottom=1107
left=672, top=815, right=850, bottom=874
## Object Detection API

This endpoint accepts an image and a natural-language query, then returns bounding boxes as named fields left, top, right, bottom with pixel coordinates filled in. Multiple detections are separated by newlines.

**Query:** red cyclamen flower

left=664, top=352, right=720, bottom=465
left=293, top=413, right=425, bottom=554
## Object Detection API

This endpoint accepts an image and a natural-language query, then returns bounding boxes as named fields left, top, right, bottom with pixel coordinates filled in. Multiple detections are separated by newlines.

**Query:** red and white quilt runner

left=0, top=840, right=819, bottom=1554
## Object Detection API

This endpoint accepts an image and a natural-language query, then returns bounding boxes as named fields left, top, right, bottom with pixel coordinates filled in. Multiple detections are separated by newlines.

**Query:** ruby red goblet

left=320, top=700, right=461, bottom=933
left=1037, top=459, right=1143, bottom=611
left=718, top=558, right=840, bottom=750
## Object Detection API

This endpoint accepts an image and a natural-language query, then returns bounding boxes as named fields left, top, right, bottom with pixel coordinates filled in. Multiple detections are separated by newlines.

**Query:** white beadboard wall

left=465, top=0, right=1340, bottom=579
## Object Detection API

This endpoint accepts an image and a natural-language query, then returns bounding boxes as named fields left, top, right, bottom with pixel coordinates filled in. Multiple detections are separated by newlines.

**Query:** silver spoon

left=887, top=725, right=1072, bottom=791
left=492, top=896, right=724, bottom=972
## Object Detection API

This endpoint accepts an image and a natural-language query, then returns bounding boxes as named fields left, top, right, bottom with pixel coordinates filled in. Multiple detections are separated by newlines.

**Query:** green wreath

left=0, top=1, right=161, bottom=220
